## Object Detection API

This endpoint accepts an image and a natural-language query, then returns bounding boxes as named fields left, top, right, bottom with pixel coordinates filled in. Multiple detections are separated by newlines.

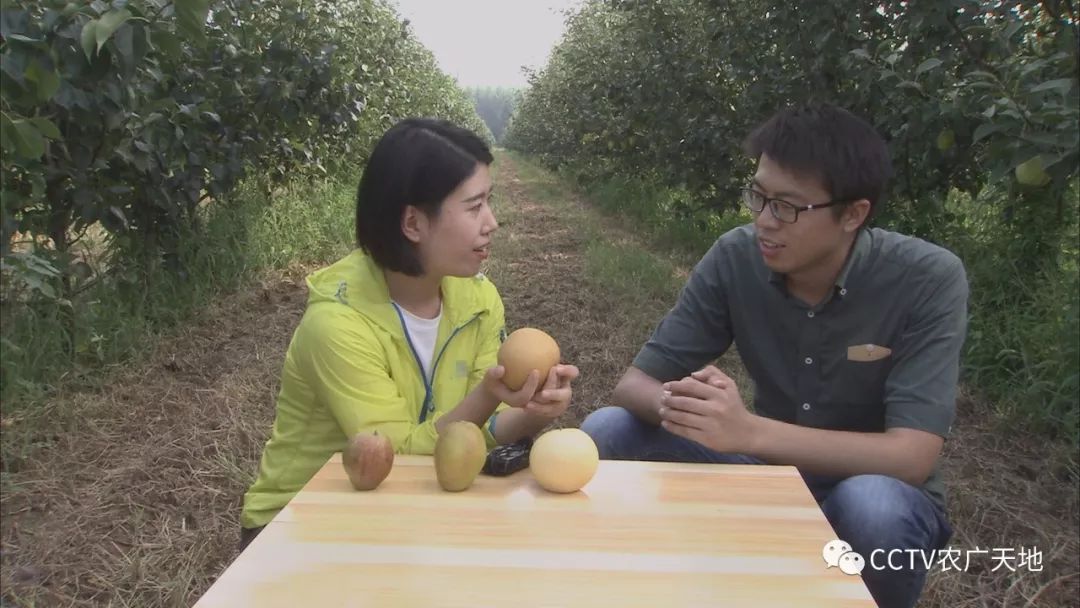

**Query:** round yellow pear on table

left=529, top=428, right=599, bottom=493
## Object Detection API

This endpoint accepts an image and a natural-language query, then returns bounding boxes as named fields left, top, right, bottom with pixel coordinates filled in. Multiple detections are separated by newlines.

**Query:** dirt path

left=1, top=154, right=1076, bottom=607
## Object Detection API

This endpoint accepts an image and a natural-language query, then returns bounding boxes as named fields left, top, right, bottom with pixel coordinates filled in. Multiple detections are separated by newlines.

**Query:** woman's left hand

left=523, top=364, right=580, bottom=420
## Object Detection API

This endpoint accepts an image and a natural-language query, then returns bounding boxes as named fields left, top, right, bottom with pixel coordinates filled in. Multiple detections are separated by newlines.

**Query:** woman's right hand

left=481, top=366, right=542, bottom=408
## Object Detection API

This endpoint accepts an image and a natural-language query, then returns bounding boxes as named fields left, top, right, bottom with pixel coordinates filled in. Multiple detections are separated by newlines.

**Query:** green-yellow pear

left=434, top=421, right=488, bottom=491
left=1015, top=156, right=1051, bottom=187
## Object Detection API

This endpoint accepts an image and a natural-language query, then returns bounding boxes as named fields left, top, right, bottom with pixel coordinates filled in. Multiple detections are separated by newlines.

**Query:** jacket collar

left=347, top=251, right=488, bottom=336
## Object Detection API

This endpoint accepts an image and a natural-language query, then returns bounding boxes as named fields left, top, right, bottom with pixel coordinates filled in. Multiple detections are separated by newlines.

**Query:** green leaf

left=112, top=20, right=135, bottom=75
left=11, top=119, right=45, bottom=159
left=972, top=122, right=1004, bottom=144
left=965, top=70, right=997, bottom=81
left=152, top=30, right=182, bottom=56
left=95, top=8, right=131, bottom=52
left=81, top=19, right=97, bottom=60
left=108, top=206, right=128, bottom=228
left=1002, top=19, right=1024, bottom=41
left=1038, top=150, right=1072, bottom=171
left=30, top=117, right=61, bottom=140
left=7, top=33, right=42, bottom=43
left=0, top=335, right=24, bottom=355
left=1020, top=132, right=1068, bottom=147
left=0, top=113, right=16, bottom=153
left=915, top=57, right=943, bottom=76
left=175, top=0, right=210, bottom=40
left=897, top=80, right=924, bottom=94
left=24, top=59, right=60, bottom=102
left=24, top=275, right=58, bottom=299
left=1029, top=78, right=1075, bottom=95
left=19, top=252, right=61, bottom=277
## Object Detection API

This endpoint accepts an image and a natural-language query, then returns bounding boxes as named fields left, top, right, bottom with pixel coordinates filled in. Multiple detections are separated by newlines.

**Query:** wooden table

left=195, top=455, right=875, bottom=607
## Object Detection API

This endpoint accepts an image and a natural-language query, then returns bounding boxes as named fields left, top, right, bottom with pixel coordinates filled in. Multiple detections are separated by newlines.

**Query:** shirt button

left=802, top=403, right=812, bottom=411
left=804, top=357, right=813, bottom=365
left=840, top=288, right=848, bottom=296
left=807, top=311, right=815, bottom=318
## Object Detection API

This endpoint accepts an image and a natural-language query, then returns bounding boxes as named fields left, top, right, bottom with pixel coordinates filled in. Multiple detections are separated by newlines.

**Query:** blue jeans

left=581, top=406, right=953, bottom=608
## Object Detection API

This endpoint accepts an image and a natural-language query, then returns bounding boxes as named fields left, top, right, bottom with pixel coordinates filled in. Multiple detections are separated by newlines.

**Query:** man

left=580, top=103, right=967, bottom=608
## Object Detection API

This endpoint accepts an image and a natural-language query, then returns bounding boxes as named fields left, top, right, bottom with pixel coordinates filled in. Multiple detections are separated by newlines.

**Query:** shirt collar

left=833, top=228, right=873, bottom=296
left=767, top=228, right=873, bottom=299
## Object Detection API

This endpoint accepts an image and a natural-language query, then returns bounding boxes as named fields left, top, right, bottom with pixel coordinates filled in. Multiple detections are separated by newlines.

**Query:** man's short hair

left=356, top=118, right=493, bottom=276
left=742, top=103, right=893, bottom=219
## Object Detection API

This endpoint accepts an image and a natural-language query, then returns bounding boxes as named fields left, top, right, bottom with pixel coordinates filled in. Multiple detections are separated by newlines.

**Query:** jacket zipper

left=394, top=306, right=483, bottom=424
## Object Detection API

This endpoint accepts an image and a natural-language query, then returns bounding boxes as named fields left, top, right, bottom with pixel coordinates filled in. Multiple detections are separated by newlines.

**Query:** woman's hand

left=481, top=365, right=542, bottom=408
left=522, top=364, right=580, bottom=420
left=482, top=364, right=580, bottom=419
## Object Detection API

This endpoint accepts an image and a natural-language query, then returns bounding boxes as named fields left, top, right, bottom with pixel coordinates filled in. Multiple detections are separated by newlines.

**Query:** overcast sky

left=390, top=0, right=584, bottom=89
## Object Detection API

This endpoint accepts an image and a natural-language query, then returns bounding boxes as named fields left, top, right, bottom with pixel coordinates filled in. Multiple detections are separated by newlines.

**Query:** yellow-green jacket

left=241, top=250, right=508, bottom=528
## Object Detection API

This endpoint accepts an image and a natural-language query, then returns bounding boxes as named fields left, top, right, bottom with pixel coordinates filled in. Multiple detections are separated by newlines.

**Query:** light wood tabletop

left=195, top=455, right=875, bottom=607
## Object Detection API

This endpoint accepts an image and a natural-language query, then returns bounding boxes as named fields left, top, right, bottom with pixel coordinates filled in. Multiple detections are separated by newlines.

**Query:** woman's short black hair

left=743, top=103, right=893, bottom=219
left=356, top=118, right=493, bottom=275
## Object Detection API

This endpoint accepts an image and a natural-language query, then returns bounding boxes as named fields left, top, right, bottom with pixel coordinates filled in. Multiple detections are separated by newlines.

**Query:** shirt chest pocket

left=824, top=343, right=894, bottom=408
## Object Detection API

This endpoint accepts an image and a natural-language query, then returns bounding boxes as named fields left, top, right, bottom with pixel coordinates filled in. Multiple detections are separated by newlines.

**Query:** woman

left=239, top=118, right=580, bottom=548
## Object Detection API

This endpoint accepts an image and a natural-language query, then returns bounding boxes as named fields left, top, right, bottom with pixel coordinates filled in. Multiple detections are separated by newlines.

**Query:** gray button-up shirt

left=632, top=225, right=969, bottom=511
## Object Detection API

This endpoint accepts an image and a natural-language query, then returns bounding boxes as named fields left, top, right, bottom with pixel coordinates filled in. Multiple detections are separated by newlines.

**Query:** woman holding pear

left=239, top=118, right=579, bottom=550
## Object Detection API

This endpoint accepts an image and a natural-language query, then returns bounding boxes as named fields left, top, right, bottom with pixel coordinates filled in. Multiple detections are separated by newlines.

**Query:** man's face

left=749, top=153, right=858, bottom=279
left=415, top=163, right=498, bottom=278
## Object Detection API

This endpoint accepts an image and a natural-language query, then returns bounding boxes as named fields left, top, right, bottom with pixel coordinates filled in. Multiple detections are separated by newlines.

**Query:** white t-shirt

left=393, top=301, right=442, bottom=382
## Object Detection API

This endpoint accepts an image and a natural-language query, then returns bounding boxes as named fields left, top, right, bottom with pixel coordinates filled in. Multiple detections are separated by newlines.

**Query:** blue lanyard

left=391, top=303, right=435, bottom=423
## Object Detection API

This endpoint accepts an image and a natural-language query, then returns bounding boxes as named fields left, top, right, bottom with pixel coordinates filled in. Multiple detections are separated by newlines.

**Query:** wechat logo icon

left=823, top=539, right=866, bottom=576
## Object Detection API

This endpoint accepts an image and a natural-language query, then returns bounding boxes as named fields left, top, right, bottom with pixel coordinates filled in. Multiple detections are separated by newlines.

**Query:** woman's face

left=409, top=163, right=498, bottom=278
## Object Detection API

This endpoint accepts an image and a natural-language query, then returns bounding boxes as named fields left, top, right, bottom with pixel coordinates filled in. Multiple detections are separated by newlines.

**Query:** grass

left=560, top=166, right=749, bottom=263
left=584, top=240, right=684, bottom=303
left=928, top=187, right=1080, bottom=449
